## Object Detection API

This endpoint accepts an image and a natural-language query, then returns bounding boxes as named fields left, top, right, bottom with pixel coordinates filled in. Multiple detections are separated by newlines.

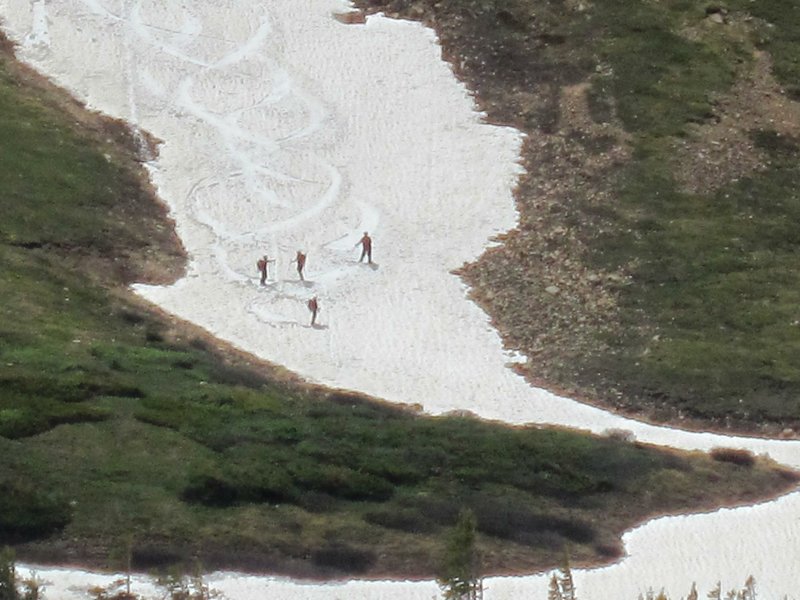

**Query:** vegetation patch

left=354, top=0, right=800, bottom=433
left=710, top=447, right=756, bottom=467
left=0, top=479, right=71, bottom=543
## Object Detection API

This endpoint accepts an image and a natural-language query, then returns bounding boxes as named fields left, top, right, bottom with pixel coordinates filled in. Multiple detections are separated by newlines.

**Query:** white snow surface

left=1, top=0, right=799, bottom=598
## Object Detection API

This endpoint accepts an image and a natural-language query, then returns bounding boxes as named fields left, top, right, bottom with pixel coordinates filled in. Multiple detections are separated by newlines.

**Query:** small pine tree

left=155, top=564, right=222, bottom=600
left=105, top=535, right=134, bottom=599
left=0, top=548, right=18, bottom=600
left=632, top=576, right=757, bottom=600
left=742, top=576, right=756, bottom=600
left=638, top=589, right=668, bottom=600
left=548, top=575, right=563, bottom=600
left=548, top=551, right=578, bottom=600
left=0, top=549, right=41, bottom=600
left=438, top=509, right=482, bottom=600
left=708, top=582, right=721, bottom=600
left=16, top=577, right=43, bottom=600
left=558, top=551, right=576, bottom=600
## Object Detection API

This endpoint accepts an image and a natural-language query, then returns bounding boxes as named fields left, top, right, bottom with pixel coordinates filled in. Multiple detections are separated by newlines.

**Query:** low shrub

left=130, top=544, right=187, bottom=570
left=363, top=507, right=438, bottom=534
left=295, top=464, right=394, bottom=502
left=180, top=476, right=241, bottom=507
left=0, top=480, right=71, bottom=542
left=179, top=474, right=296, bottom=507
left=602, top=428, right=636, bottom=443
left=472, top=497, right=596, bottom=546
left=117, top=309, right=146, bottom=325
left=709, top=447, right=756, bottom=467
left=0, top=404, right=110, bottom=439
left=295, top=490, right=339, bottom=513
left=311, top=543, right=376, bottom=574
left=406, top=495, right=461, bottom=527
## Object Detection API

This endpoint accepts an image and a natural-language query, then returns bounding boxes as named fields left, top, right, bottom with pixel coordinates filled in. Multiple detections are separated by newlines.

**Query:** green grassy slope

left=584, top=0, right=800, bottom=424
left=0, top=29, right=796, bottom=579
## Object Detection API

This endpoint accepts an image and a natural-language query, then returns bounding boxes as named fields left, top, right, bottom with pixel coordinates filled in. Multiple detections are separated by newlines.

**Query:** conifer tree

left=742, top=576, right=756, bottom=600
left=438, top=509, right=482, bottom=600
left=558, top=551, right=577, bottom=600
left=687, top=583, right=699, bottom=600
left=0, top=548, right=17, bottom=600
left=548, top=575, right=563, bottom=600
left=708, top=582, right=722, bottom=600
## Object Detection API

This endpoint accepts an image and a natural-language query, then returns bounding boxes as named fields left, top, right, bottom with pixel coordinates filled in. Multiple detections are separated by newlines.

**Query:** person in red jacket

left=356, top=231, right=372, bottom=264
left=293, top=250, right=307, bottom=281
left=307, top=296, right=319, bottom=326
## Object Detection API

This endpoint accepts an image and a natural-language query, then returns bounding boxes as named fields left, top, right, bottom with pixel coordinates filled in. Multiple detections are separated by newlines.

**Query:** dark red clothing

left=257, top=256, right=274, bottom=285
left=358, top=235, right=372, bottom=263
left=296, top=252, right=307, bottom=280
left=307, top=297, right=319, bottom=326
left=257, top=258, right=267, bottom=285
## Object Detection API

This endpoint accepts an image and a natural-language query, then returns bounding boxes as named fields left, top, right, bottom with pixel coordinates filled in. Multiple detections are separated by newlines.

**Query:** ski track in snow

left=1, top=0, right=799, bottom=598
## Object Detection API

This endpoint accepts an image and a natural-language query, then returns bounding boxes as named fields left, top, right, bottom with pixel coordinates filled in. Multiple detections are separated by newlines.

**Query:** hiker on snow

left=356, top=231, right=372, bottom=264
left=293, top=250, right=307, bottom=281
left=257, top=255, right=275, bottom=285
left=307, top=296, right=319, bottom=326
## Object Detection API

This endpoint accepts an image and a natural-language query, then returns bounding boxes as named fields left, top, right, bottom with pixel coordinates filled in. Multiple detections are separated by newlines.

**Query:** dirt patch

left=333, top=9, right=367, bottom=24
left=349, top=1, right=800, bottom=435
left=457, top=76, right=631, bottom=400
left=672, top=50, right=800, bottom=195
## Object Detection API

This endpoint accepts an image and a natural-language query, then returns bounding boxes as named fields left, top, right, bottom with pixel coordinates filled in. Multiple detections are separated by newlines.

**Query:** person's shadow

left=310, top=323, right=328, bottom=330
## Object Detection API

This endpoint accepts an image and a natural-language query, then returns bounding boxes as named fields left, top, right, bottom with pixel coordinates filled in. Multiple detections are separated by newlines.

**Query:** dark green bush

left=294, top=464, right=394, bottom=502
left=130, top=544, right=187, bottom=571
left=472, top=496, right=595, bottom=546
left=311, top=544, right=376, bottom=574
left=180, top=474, right=296, bottom=507
left=180, top=476, right=242, bottom=507
left=363, top=508, right=438, bottom=534
left=0, top=402, right=109, bottom=439
left=0, top=480, right=71, bottom=542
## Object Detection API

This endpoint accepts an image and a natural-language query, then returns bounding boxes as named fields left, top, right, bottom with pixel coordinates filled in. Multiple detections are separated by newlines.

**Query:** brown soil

left=672, top=50, right=800, bottom=196
left=350, top=1, right=800, bottom=438
left=457, top=78, right=630, bottom=397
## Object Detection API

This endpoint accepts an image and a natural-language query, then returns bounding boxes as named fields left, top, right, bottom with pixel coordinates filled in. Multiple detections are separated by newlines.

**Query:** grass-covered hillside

left=0, top=31, right=796, bottom=578
left=355, top=0, right=800, bottom=432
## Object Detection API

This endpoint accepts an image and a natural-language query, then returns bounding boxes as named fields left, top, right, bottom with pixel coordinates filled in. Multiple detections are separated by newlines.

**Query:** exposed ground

left=353, top=0, right=800, bottom=435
